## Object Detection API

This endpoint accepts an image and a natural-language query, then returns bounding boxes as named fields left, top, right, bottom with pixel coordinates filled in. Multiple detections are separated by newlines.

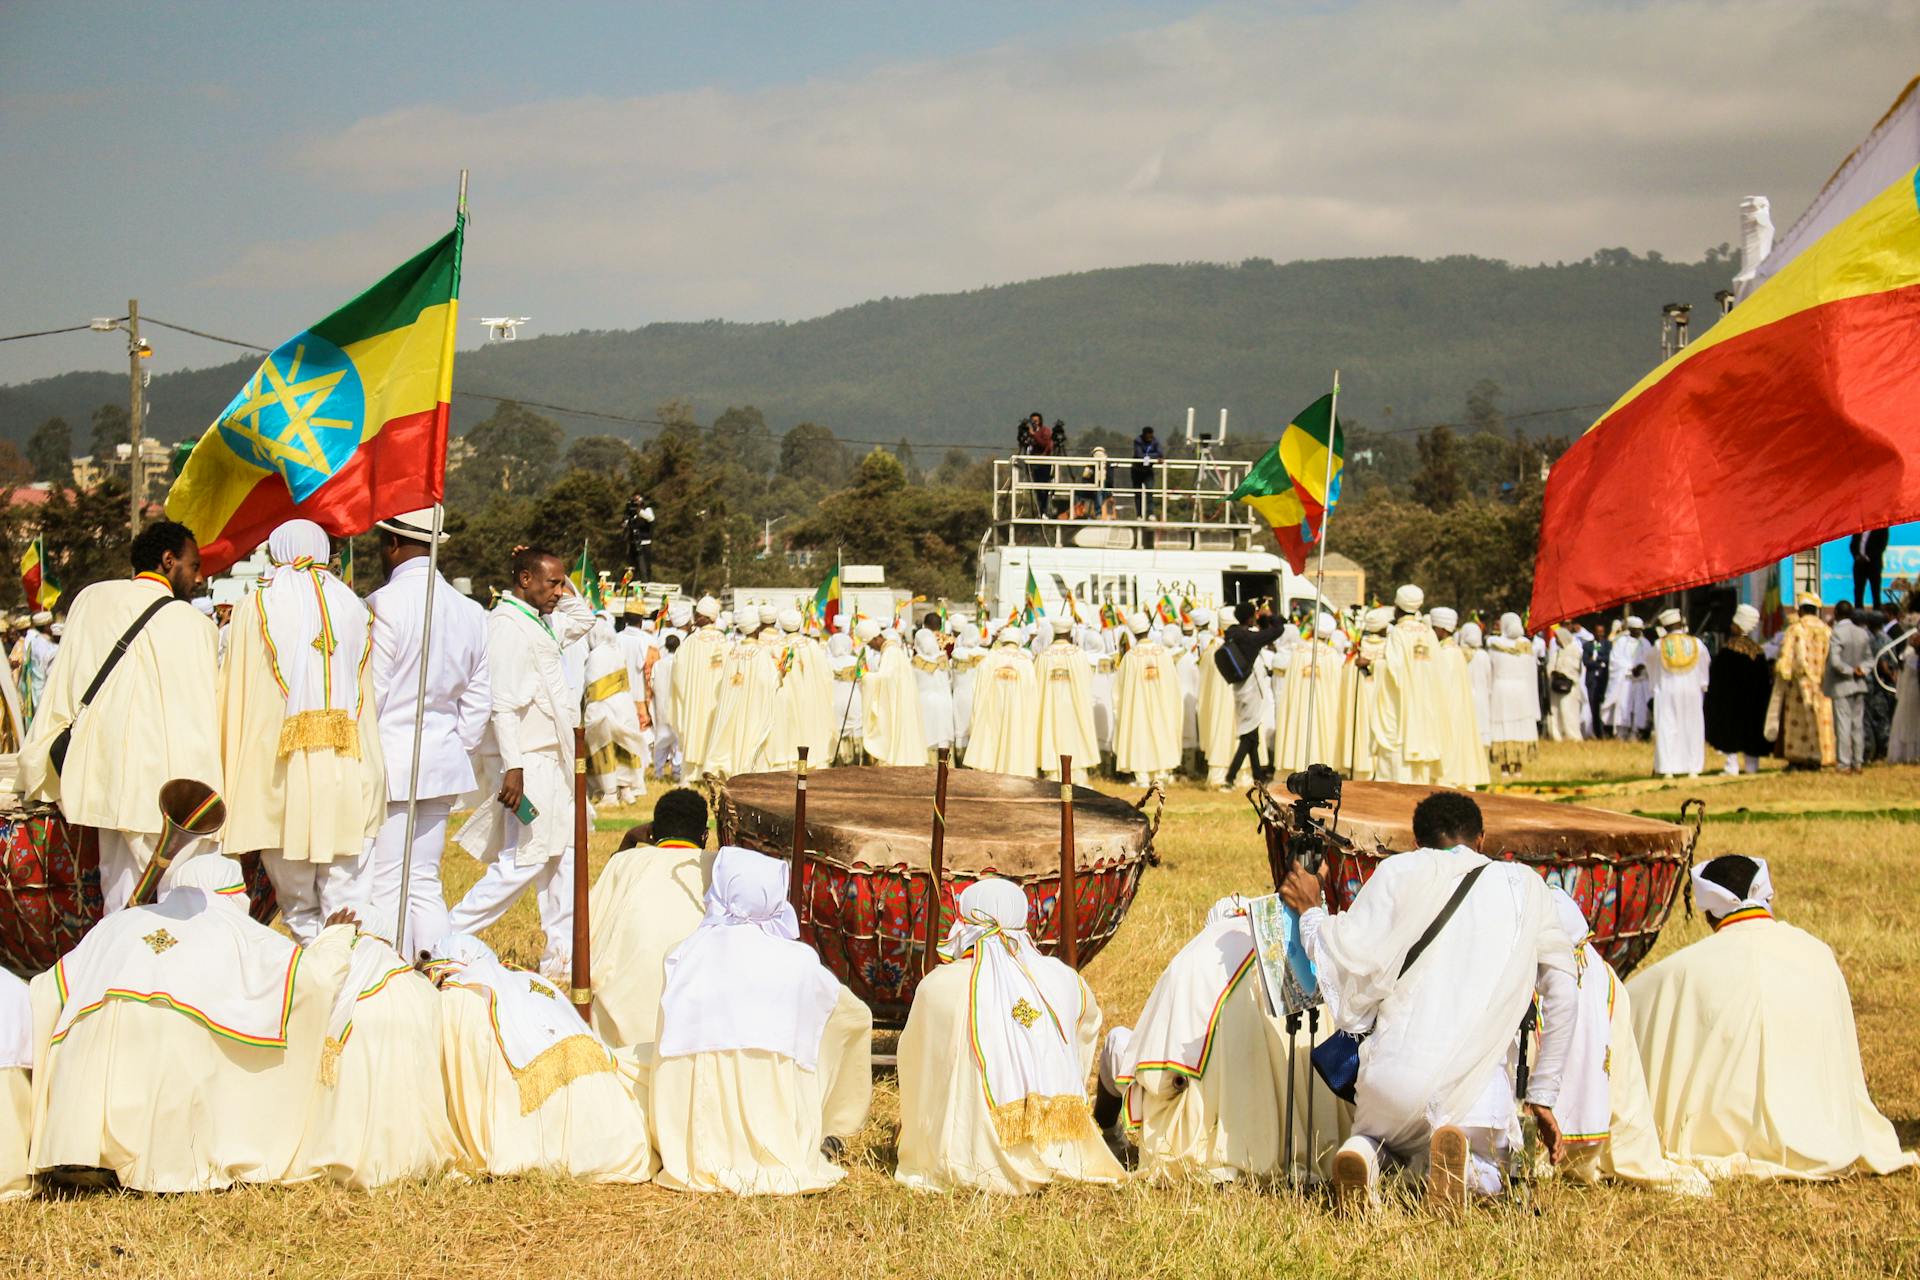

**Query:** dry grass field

left=2, top=740, right=1917, bottom=1278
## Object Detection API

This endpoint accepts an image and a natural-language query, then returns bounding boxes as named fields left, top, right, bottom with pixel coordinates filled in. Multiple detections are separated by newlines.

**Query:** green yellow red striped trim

left=52, top=947, right=302, bottom=1048
left=334, top=963, right=414, bottom=1049
left=135, top=571, right=173, bottom=592
left=1128, top=945, right=1256, bottom=1082
left=963, top=933, right=1068, bottom=1111
left=1712, top=906, right=1773, bottom=932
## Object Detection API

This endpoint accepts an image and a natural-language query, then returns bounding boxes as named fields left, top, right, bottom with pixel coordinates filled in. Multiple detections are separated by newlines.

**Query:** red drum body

left=720, top=766, right=1159, bottom=1026
left=0, top=810, right=280, bottom=979
left=1261, top=781, right=1699, bottom=977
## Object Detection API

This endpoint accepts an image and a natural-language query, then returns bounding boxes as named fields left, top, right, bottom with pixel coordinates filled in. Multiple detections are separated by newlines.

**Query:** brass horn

left=127, top=780, right=228, bottom=908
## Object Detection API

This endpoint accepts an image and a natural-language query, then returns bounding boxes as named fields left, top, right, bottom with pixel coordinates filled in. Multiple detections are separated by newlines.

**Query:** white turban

left=1459, top=621, right=1485, bottom=648
left=1000, top=625, right=1026, bottom=646
left=1430, top=606, right=1458, bottom=632
left=1499, top=612, right=1525, bottom=641
left=1127, top=611, right=1150, bottom=635
left=778, top=608, right=802, bottom=632
left=168, top=854, right=246, bottom=907
left=1218, top=605, right=1238, bottom=628
left=853, top=618, right=881, bottom=643
left=30, top=611, right=51, bottom=627
left=1033, top=617, right=1057, bottom=644
left=193, top=597, right=216, bottom=616
left=1363, top=606, right=1394, bottom=634
left=1732, top=603, right=1760, bottom=635
left=1626, top=615, right=1645, bottom=630
left=1190, top=607, right=1214, bottom=628
left=827, top=631, right=852, bottom=659
left=658, top=848, right=842, bottom=1069
left=695, top=595, right=720, bottom=619
left=668, top=601, right=693, bottom=628
left=1691, top=856, right=1774, bottom=919
left=1656, top=607, right=1683, bottom=630
left=1315, top=614, right=1336, bottom=639
left=1394, top=584, right=1424, bottom=613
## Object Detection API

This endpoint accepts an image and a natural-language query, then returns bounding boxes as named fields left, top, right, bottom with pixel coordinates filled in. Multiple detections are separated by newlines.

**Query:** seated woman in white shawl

left=427, top=934, right=653, bottom=1183
left=1537, top=888, right=1708, bottom=1196
left=895, top=878, right=1123, bottom=1194
left=28, top=856, right=355, bottom=1192
left=1628, top=856, right=1916, bottom=1180
left=650, top=846, right=873, bottom=1194
left=1097, top=895, right=1342, bottom=1183
left=289, top=932, right=460, bottom=1188
left=0, top=968, right=31, bottom=1200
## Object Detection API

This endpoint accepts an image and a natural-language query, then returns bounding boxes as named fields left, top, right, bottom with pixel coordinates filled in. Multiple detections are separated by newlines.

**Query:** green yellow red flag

left=167, top=219, right=463, bottom=576
left=19, top=536, right=57, bottom=612
left=571, top=543, right=605, bottom=610
left=1230, top=392, right=1343, bottom=574
left=1022, top=567, right=1043, bottom=624
left=814, top=561, right=842, bottom=631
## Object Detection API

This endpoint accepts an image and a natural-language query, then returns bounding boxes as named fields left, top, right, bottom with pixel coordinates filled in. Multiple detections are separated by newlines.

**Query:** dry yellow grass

left=2, top=744, right=1916, bottom=1279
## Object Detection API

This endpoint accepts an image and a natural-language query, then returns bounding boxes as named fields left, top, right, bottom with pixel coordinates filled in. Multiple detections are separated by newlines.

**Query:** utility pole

left=126, top=298, right=146, bottom=534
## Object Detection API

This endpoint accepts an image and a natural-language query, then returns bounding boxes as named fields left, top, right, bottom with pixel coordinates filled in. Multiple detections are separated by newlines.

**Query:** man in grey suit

left=1825, top=600, right=1874, bottom=773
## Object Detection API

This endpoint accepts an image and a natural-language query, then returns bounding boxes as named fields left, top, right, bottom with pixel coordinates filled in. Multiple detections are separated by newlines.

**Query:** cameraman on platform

left=1277, top=790, right=1576, bottom=1207
left=624, top=492, right=655, bottom=581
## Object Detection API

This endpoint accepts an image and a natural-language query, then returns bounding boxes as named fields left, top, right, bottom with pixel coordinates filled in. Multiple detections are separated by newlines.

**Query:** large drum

left=0, top=806, right=279, bottom=980
left=1255, top=780, right=1700, bottom=976
left=719, top=765, right=1160, bottom=1025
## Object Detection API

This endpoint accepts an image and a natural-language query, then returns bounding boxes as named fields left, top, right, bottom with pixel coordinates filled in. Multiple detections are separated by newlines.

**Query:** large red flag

left=1530, top=162, right=1920, bottom=626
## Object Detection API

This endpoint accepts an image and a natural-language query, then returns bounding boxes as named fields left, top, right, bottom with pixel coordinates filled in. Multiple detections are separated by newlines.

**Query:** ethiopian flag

left=1533, top=159, right=1920, bottom=624
left=571, top=544, right=605, bottom=610
left=167, top=219, right=463, bottom=576
left=1230, top=392, right=1343, bottom=574
left=1022, top=567, right=1043, bottom=624
left=19, top=537, right=57, bottom=612
left=814, top=562, right=842, bottom=632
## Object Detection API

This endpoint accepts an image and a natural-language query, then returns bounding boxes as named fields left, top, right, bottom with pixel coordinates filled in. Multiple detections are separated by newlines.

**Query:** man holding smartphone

left=449, top=546, right=596, bottom=981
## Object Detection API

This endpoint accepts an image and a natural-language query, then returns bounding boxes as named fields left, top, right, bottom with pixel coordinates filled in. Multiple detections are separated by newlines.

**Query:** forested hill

left=0, top=247, right=1737, bottom=449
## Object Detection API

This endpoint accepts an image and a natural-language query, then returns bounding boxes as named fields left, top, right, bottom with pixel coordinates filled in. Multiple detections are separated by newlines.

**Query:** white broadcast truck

left=974, top=452, right=1320, bottom=622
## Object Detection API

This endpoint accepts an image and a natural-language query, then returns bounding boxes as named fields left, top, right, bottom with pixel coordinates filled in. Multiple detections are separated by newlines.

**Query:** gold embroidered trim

left=143, top=929, right=178, bottom=954
left=277, top=708, right=361, bottom=758
left=987, top=1093, right=1098, bottom=1148
left=320, top=1035, right=344, bottom=1087
left=1660, top=634, right=1702, bottom=672
left=510, top=1034, right=614, bottom=1116
left=911, top=656, right=947, bottom=673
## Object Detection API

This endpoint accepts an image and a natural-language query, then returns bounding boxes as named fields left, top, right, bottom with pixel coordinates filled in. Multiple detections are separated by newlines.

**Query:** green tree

left=778, top=422, right=848, bottom=488
left=1465, top=379, right=1504, bottom=434
left=531, top=470, right=626, bottom=568
left=37, top=478, right=133, bottom=595
left=1411, top=425, right=1462, bottom=512
left=456, top=401, right=566, bottom=502
left=708, top=406, right=776, bottom=476
left=563, top=434, right=637, bottom=476
left=26, top=417, right=73, bottom=484
left=89, top=403, right=129, bottom=461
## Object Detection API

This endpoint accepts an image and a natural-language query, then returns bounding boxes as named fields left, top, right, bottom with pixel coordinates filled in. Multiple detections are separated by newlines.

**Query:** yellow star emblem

left=143, top=929, right=179, bottom=954
left=222, top=343, right=352, bottom=479
left=1010, top=997, right=1041, bottom=1029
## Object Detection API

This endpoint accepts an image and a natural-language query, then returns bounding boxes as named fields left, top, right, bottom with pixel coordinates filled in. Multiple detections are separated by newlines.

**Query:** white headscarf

left=937, top=878, right=1095, bottom=1147
left=657, top=847, right=842, bottom=1069
left=1500, top=611, right=1525, bottom=641
left=1430, top=606, right=1458, bottom=632
left=1206, top=894, right=1251, bottom=924
left=1116, top=894, right=1257, bottom=1114
left=259, top=519, right=371, bottom=756
left=52, top=855, right=300, bottom=1049
left=913, top=628, right=943, bottom=660
left=427, top=933, right=615, bottom=1112
left=1691, top=856, right=1774, bottom=919
left=1459, top=621, right=1485, bottom=649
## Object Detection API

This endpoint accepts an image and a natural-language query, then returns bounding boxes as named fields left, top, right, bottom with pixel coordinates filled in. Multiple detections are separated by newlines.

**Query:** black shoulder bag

left=47, top=595, right=176, bottom=779
left=1309, top=862, right=1489, bottom=1102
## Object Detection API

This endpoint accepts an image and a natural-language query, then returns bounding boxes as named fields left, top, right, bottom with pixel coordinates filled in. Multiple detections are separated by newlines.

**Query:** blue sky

left=0, top=0, right=1908, bottom=385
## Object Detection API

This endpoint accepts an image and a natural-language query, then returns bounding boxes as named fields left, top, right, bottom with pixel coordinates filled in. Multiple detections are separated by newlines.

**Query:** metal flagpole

left=391, top=168, right=466, bottom=953
left=1300, top=371, right=1342, bottom=764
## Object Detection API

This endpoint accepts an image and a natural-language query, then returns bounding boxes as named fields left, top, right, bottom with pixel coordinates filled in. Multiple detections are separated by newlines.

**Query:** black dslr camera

left=1279, top=763, right=1347, bottom=877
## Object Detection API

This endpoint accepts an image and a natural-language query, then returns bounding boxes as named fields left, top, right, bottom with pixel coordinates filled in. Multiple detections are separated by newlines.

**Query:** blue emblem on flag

left=215, top=330, right=366, bottom=502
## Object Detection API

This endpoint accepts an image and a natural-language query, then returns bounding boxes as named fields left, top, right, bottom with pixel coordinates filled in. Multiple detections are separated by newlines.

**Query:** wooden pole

left=125, top=299, right=144, bottom=533
left=570, top=725, right=592, bottom=1019
left=1059, top=755, right=1078, bottom=969
left=790, top=745, right=809, bottom=923
left=925, top=747, right=950, bottom=974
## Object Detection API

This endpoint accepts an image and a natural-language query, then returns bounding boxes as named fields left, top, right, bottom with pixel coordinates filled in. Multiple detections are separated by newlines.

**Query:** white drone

left=479, top=316, right=532, bottom=342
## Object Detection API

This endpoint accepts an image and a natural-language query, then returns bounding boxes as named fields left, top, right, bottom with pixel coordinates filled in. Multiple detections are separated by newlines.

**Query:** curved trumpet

left=127, top=780, right=227, bottom=908
left=1873, top=626, right=1916, bottom=696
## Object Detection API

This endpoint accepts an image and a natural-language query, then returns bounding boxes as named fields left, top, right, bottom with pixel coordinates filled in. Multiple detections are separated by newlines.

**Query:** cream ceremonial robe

left=1486, top=637, right=1541, bottom=745
left=1649, top=634, right=1710, bottom=776
left=290, top=937, right=460, bottom=1188
left=1370, top=618, right=1446, bottom=783
left=769, top=634, right=832, bottom=769
left=219, top=589, right=386, bottom=863
left=438, top=982, right=655, bottom=1182
left=704, top=634, right=781, bottom=776
left=951, top=645, right=984, bottom=750
left=1335, top=635, right=1385, bottom=779
left=1118, top=918, right=1344, bottom=1182
left=1466, top=645, right=1492, bottom=745
left=651, top=987, right=873, bottom=1194
left=1546, top=639, right=1588, bottom=742
left=0, top=971, right=30, bottom=1201
left=1195, top=640, right=1239, bottom=778
left=21, top=576, right=218, bottom=838
left=964, top=644, right=1039, bottom=776
left=1034, top=640, right=1097, bottom=782
left=895, top=958, right=1122, bottom=1194
left=1112, top=639, right=1181, bottom=777
left=1434, top=639, right=1490, bottom=789
left=29, top=925, right=354, bottom=1192
left=1628, top=914, right=1916, bottom=1180
left=1272, top=640, right=1343, bottom=774
left=671, top=624, right=731, bottom=776
left=588, top=840, right=714, bottom=1062
left=861, top=638, right=927, bottom=766
left=912, top=650, right=956, bottom=753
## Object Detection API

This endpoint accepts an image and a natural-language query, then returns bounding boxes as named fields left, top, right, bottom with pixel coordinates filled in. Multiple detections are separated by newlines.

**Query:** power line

left=0, top=320, right=123, bottom=344
left=140, top=316, right=271, bottom=352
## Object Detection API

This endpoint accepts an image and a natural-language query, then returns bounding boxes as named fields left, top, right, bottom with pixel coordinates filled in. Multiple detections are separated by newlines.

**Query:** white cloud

left=225, top=0, right=1920, bottom=329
